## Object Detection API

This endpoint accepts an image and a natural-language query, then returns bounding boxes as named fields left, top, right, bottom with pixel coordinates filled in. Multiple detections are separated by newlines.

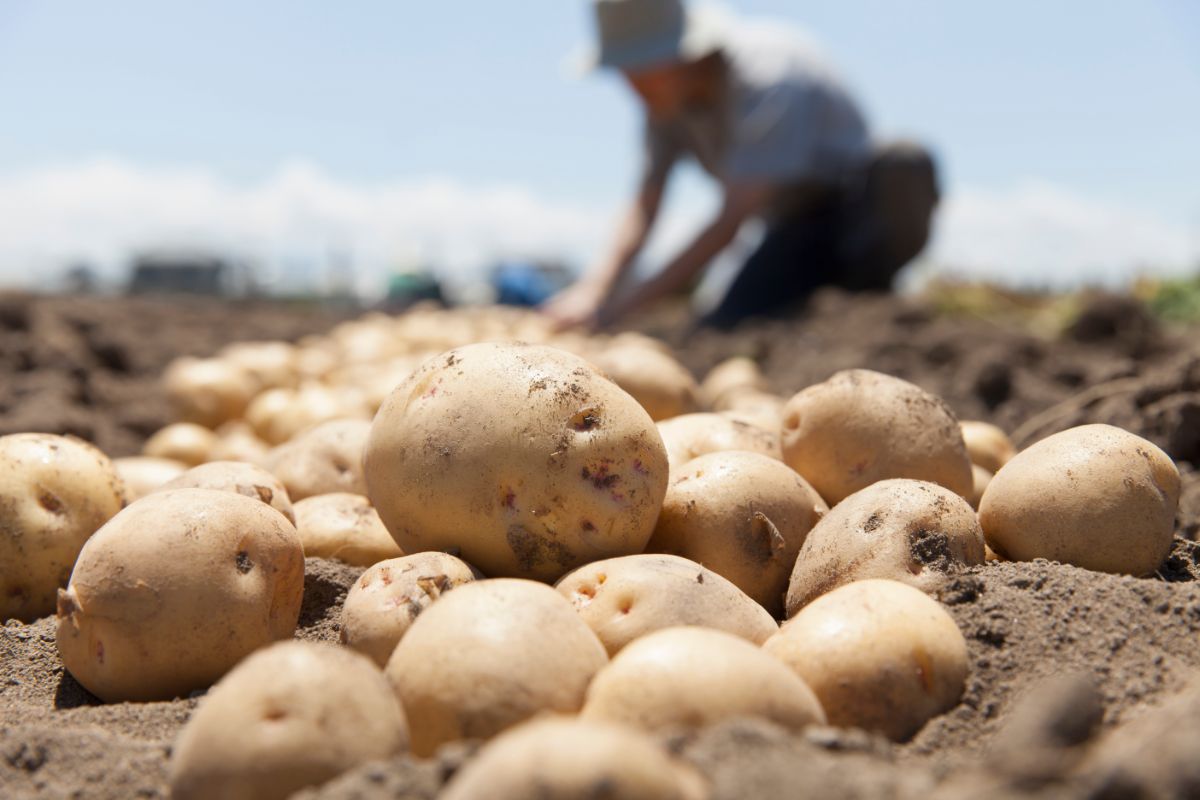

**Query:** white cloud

left=0, top=160, right=1195, bottom=298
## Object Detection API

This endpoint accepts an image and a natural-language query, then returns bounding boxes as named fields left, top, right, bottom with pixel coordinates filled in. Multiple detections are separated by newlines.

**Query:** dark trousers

left=702, top=141, right=940, bottom=329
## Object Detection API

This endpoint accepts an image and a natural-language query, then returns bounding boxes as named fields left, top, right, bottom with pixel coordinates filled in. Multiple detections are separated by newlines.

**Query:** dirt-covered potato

left=960, top=420, right=1017, bottom=474
left=156, top=461, right=295, bottom=524
left=765, top=579, right=968, bottom=741
left=785, top=479, right=985, bottom=615
left=978, top=424, right=1180, bottom=575
left=341, top=552, right=479, bottom=666
left=441, top=716, right=708, bottom=800
left=169, top=641, right=408, bottom=800
left=582, top=626, right=825, bottom=733
left=648, top=451, right=826, bottom=616
left=261, top=419, right=369, bottom=501
left=141, top=422, right=216, bottom=467
left=969, top=464, right=993, bottom=510
left=0, top=434, right=125, bottom=622
left=780, top=370, right=973, bottom=504
left=556, top=554, right=778, bottom=655
left=56, top=488, right=305, bottom=702
left=113, top=456, right=187, bottom=502
left=385, top=578, right=607, bottom=756
left=656, top=412, right=782, bottom=475
left=365, top=343, right=669, bottom=582
left=292, top=493, right=401, bottom=566
left=208, top=421, right=271, bottom=464
left=590, top=343, right=700, bottom=421
left=699, top=356, right=769, bottom=409
left=163, top=356, right=257, bottom=429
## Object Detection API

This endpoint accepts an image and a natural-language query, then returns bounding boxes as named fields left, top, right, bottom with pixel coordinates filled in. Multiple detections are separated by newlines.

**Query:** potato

left=591, top=343, right=700, bottom=421
left=656, top=412, right=782, bottom=475
left=385, top=578, right=607, bottom=756
left=113, top=456, right=187, bottom=502
left=365, top=343, right=669, bottom=582
left=699, top=356, right=769, bottom=409
left=292, top=493, right=401, bottom=566
left=581, top=626, right=825, bottom=733
left=647, top=451, right=826, bottom=616
left=56, top=488, right=304, bottom=702
left=785, top=479, right=985, bottom=615
left=261, top=419, right=369, bottom=501
left=218, top=341, right=298, bottom=392
left=141, top=422, right=217, bottom=467
left=765, top=579, right=968, bottom=741
left=156, top=461, right=295, bottom=524
left=341, top=552, right=479, bottom=666
left=441, top=716, right=708, bottom=800
left=0, top=434, right=125, bottom=622
left=780, top=369, right=973, bottom=505
left=969, top=464, right=993, bottom=510
left=556, top=554, right=778, bottom=655
left=717, top=391, right=786, bottom=430
left=208, top=421, right=271, bottom=464
left=168, top=641, right=408, bottom=800
left=978, top=424, right=1180, bottom=575
left=246, top=385, right=367, bottom=446
left=163, top=356, right=257, bottom=429
left=960, top=420, right=1017, bottom=474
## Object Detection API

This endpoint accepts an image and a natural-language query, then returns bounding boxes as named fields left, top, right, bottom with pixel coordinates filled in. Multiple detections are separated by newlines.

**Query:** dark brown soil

left=3, top=290, right=1200, bottom=799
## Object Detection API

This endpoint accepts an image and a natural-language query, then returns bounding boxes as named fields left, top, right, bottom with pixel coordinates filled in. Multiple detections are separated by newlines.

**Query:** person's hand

left=540, top=281, right=607, bottom=332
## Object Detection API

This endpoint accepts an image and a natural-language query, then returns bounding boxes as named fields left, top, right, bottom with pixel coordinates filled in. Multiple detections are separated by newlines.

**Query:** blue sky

left=0, top=0, right=1198, bottom=292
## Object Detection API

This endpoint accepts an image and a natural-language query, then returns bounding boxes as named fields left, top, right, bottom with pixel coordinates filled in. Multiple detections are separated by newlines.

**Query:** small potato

left=657, top=412, right=782, bottom=475
left=292, top=493, right=401, bottom=566
left=969, top=464, right=993, bottom=510
left=366, top=344, right=669, bottom=582
left=261, top=419, right=369, bottom=501
left=556, top=554, right=778, bottom=655
left=156, top=461, right=295, bottom=524
left=765, top=579, right=968, bottom=741
left=208, top=421, right=271, bottom=464
left=960, top=420, right=1017, bottom=474
left=591, top=344, right=700, bottom=421
left=169, top=641, right=408, bottom=800
left=0, top=434, right=125, bottom=621
left=113, top=456, right=188, bottom=502
left=581, top=626, right=825, bottom=733
left=385, top=578, right=607, bottom=756
left=441, top=716, right=708, bottom=800
left=717, top=390, right=786, bottom=430
left=341, top=552, right=479, bottom=666
left=699, top=356, right=769, bottom=409
left=163, top=356, right=257, bottom=429
left=142, top=422, right=217, bottom=467
left=648, top=451, right=827, bottom=616
left=785, top=479, right=985, bottom=615
left=781, top=370, right=973, bottom=505
left=218, top=341, right=298, bottom=393
left=246, top=385, right=368, bottom=446
left=56, top=488, right=305, bottom=702
left=979, top=424, right=1180, bottom=575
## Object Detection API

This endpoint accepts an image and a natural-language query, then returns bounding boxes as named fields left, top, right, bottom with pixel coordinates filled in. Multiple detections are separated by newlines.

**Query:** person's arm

left=596, top=182, right=772, bottom=327
left=540, top=174, right=666, bottom=329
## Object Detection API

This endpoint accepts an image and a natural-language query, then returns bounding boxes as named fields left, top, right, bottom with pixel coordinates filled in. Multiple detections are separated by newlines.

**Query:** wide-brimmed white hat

left=572, top=0, right=730, bottom=74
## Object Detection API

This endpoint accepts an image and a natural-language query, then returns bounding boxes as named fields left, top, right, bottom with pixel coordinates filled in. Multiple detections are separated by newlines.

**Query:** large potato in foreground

left=656, top=413, right=782, bottom=475
left=385, top=578, right=607, bottom=756
left=780, top=370, right=973, bottom=505
left=960, top=420, right=1017, bottom=474
left=292, top=493, right=401, bottom=566
left=169, top=641, right=408, bottom=800
left=156, top=460, right=295, bottom=524
left=365, top=344, right=669, bottom=582
left=648, top=451, right=827, bottom=616
left=441, top=716, right=708, bottom=800
left=0, top=434, right=125, bottom=622
left=765, top=579, right=968, bottom=741
left=341, top=552, right=479, bottom=666
left=56, top=488, right=305, bottom=702
left=261, top=419, right=370, bottom=501
left=582, top=626, right=825, bottom=733
left=591, top=343, right=700, bottom=421
left=979, top=424, right=1180, bottom=575
left=785, top=479, right=985, bottom=615
left=555, top=554, right=778, bottom=655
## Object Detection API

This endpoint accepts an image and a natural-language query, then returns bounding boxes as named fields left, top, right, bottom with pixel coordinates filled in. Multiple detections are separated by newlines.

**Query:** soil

left=4, top=288, right=1200, bottom=799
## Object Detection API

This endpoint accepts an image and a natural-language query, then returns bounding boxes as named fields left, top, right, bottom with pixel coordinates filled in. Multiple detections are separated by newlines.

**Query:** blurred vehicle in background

left=382, top=269, right=445, bottom=311
left=490, top=259, right=573, bottom=307
left=127, top=249, right=257, bottom=297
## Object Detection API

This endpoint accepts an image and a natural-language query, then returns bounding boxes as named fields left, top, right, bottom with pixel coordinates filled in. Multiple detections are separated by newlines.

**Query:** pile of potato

left=0, top=305, right=1183, bottom=799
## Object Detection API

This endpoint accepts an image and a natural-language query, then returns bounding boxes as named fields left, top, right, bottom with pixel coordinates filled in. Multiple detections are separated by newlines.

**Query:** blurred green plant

left=1139, top=275, right=1200, bottom=323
